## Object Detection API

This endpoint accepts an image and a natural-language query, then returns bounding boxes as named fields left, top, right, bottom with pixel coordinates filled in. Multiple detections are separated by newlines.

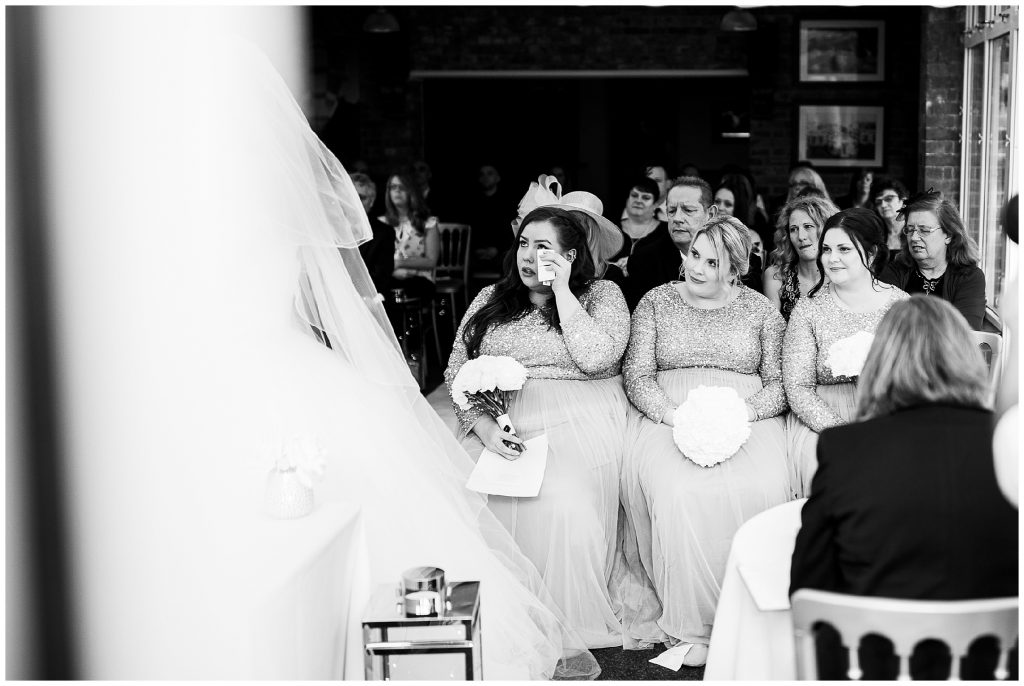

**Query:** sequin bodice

left=445, top=280, right=631, bottom=434
left=623, top=283, right=788, bottom=423
left=783, top=283, right=909, bottom=431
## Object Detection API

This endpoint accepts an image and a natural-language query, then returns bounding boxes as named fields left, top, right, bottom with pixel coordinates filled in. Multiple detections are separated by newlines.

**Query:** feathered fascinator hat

left=512, top=174, right=624, bottom=266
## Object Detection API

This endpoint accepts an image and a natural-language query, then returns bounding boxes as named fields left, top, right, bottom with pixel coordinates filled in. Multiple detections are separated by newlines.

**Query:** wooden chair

left=432, top=223, right=472, bottom=340
left=792, top=589, right=1018, bottom=680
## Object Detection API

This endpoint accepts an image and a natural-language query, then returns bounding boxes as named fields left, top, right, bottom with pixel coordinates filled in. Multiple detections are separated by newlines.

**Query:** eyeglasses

left=902, top=224, right=942, bottom=237
left=875, top=194, right=901, bottom=204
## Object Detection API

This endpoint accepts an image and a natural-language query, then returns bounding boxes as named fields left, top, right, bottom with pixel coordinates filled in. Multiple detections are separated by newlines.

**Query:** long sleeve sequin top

left=445, top=280, right=631, bottom=435
left=783, top=284, right=909, bottom=432
left=623, top=283, right=788, bottom=423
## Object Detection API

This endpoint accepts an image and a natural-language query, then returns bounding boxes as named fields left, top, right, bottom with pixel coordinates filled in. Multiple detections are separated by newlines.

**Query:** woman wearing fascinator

left=617, top=215, right=791, bottom=666
left=159, top=37, right=600, bottom=680
left=783, top=208, right=908, bottom=498
left=446, top=176, right=631, bottom=648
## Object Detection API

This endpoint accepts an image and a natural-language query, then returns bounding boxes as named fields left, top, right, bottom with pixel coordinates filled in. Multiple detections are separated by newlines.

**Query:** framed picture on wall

left=797, top=105, right=884, bottom=167
left=799, top=20, right=885, bottom=82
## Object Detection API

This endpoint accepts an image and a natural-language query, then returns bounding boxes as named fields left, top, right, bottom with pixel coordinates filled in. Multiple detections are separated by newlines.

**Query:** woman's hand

left=662, top=406, right=677, bottom=427
left=745, top=402, right=757, bottom=422
left=472, top=417, right=525, bottom=460
left=540, top=250, right=574, bottom=294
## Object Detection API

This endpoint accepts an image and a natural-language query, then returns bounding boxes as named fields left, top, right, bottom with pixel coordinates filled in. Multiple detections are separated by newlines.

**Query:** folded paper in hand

left=466, top=434, right=548, bottom=497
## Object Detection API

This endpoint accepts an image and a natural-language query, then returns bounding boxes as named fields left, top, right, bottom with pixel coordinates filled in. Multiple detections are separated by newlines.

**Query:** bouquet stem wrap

left=451, top=356, right=529, bottom=454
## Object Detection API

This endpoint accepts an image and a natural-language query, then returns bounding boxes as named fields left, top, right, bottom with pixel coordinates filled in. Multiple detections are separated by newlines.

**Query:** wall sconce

left=362, top=7, right=400, bottom=34
left=721, top=8, right=758, bottom=32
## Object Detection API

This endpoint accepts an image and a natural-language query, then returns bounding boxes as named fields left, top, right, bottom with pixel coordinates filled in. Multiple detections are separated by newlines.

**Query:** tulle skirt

left=617, top=368, right=791, bottom=647
left=300, top=361, right=599, bottom=679
left=786, top=382, right=858, bottom=498
left=460, top=376, right=629, bottom=649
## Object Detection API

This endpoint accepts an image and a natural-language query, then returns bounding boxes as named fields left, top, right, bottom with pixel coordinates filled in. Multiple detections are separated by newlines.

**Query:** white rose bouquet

left=451, top=355, right=529, bottom=454
left=275, top=435, right=328, bottom=488
left=826, top=330, right=875, bottom=379
left=672, top=385, right=752, bottom=468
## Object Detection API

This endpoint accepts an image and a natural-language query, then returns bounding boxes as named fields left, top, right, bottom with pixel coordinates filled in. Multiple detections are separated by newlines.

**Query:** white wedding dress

left=44, top=13, right=598, bottom=680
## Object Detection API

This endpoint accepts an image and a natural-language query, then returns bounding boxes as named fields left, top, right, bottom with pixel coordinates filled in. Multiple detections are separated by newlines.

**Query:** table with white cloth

left=705, top=498, right=807, bottom=680
left=208, top=501, right=373, bottom=679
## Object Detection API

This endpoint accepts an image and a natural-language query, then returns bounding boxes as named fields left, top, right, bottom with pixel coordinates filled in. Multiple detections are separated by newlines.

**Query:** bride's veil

left=199, top=36, right=600, bottom=679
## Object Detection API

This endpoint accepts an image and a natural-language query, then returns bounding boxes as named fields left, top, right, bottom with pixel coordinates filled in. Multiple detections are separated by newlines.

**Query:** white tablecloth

left=213, top=501, right=372, bottom=679
left=705, top=498, right=806, bottom=680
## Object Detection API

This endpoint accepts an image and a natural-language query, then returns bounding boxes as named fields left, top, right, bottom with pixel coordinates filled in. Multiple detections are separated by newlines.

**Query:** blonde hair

left=855, top=296, right=991, bottom=421
left=691, top=215, right=752, bottom=284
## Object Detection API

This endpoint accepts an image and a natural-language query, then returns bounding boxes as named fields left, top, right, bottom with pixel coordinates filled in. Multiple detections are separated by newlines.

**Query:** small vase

left=263, top=466, right=314, bottom=519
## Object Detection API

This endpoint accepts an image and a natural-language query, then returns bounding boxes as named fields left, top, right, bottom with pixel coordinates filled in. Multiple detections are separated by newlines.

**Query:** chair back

left=791, top=589, right=1018, bottom=680
left=974, top=330, right=1003, bottom=390
left=435, top=223, right=471, bottom=283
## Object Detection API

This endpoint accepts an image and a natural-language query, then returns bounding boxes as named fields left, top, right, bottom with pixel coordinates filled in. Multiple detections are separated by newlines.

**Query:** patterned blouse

left=392, top=215, right=438, bottom=281
left=779, top=269, right=802, bottom=321
left=623, top=283, right=788, bottom=423
left=445, top=280, right=631, bottom=435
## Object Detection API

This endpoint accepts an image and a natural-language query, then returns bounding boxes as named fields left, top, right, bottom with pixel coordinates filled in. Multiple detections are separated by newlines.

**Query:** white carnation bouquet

left=672, top=385, right=752, bottom=468
left=826, top=330, right=875, bottom=379
left=451, top=355, right=529, bottom=454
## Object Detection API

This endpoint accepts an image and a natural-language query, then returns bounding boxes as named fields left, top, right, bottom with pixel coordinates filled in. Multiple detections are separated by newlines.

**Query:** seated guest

left=869, top=175, right=909, bottom=254
left=446, top=206, right=630, bottom=648
left=836, top=167, right=875, bottom=210
left=622, top=176, right=711, bottom=310
left=771, top=162, right=831, bottom=218
left=879, top=189, right=987, bottom=330
left=618, top=216, right=790, bottom=665
left=609, top=177, right=666, bottom=284
left=763, top=195, right=840, bottom=320
left=349, top=172, right=395, bottom=295
left=791, top=295, right=1018, bottom=679
left=619, top=164, right=671, bottom=223
left=467, top=162, right=517, bottom=276
left=384, top=171, right=439, bottom=301
left=625, top=176, right=762, bottom=311
left=714, top=175, right=767, bottom=283
left=783, top=208, right=908, bottom=497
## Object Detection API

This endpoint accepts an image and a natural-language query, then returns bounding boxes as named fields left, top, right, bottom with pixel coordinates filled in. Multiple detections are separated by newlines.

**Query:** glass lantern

left=362, top=581, right=482, bottom=680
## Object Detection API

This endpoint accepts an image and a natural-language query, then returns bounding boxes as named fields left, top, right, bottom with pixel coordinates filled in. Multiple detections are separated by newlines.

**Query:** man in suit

left=350, top=172, right=395, bottom=295
left=624, top=176, right=761, bottom=311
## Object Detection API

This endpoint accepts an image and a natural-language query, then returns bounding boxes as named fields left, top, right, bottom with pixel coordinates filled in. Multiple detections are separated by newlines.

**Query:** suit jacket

left=791, top=404, right=1018, bottom=678
left=623, top=223, right=764, bottom=311
left=879, top=260, right=987, bottom=330
left=359, top=217, right=396, bottom=295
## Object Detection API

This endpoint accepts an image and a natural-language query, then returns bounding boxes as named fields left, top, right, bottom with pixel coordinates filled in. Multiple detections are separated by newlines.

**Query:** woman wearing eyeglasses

left=878, top=191, right=987, bottom=330
left=869, top=175, right=909, bottom=254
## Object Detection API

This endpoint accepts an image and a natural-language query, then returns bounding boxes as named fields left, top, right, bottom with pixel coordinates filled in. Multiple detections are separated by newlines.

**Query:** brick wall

left=918, top=6, right=965, bottom=205
left=312, top=6, right=933, bottom=204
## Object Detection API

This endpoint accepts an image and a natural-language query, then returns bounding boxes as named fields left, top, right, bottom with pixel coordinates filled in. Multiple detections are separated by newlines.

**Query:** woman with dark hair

left=791, top=296, right=1016, bottom=679
left=445, top=205, right=631, bottom=648
left=782, top=208, right=908, bottom=497
left=383, top=171, right=439, bottom=299
left=869, top=175, right=909, bottom=253
left=763, top=195, right=840, bottom=320
left=715, top=172, right=770, bottom=262
left=836, top=167, right=874, bottom=210
left=879, top=190, right=987, bottom=329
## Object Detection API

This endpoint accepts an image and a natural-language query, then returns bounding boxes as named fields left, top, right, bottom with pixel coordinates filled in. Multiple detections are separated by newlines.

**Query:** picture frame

left=799, top=20, right=885, bottom=82
left=797, top=105, right=884, bottom=167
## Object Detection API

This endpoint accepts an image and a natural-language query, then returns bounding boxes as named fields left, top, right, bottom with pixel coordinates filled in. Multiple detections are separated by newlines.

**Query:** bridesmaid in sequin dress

left=784, top=208, right=908, bottom=498
left=445, top=206, right=630, bottom=648
left=618, top=216, right=791, bottom=666
left=763, top=195, right=839, bottom=320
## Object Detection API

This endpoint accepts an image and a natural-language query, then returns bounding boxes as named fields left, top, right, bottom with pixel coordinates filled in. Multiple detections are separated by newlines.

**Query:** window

left=961, top=6, right=1018, bottom=310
